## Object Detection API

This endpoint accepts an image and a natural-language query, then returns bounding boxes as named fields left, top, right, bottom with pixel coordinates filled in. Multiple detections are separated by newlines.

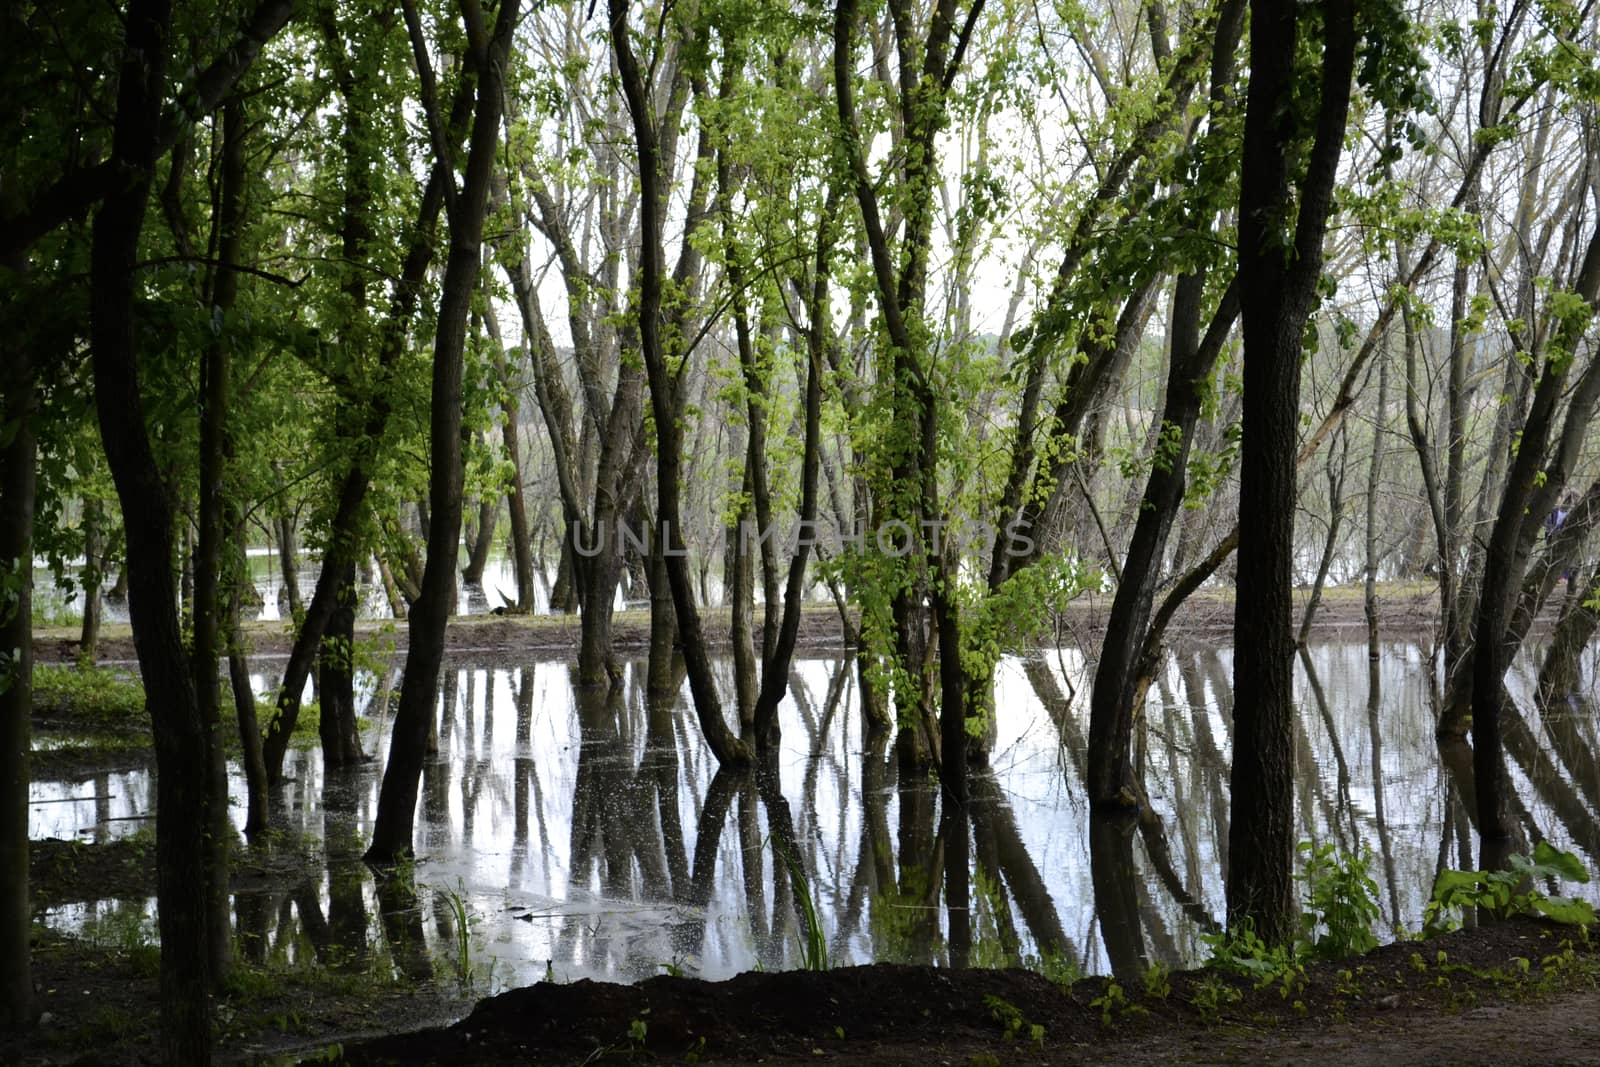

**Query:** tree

left=366, top=0, right=522, bottom=864
left=89, top=0, right=222, bottom=1054
left=1226, top=0, right=1356, bottom=944
left=0, top=345, right=35, bottom=1030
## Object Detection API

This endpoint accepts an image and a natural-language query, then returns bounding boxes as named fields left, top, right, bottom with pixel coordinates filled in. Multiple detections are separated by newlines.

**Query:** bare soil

left=331, top=916, right=1600, bottom=1066
left=4, top=913, right=1596, bottom=1065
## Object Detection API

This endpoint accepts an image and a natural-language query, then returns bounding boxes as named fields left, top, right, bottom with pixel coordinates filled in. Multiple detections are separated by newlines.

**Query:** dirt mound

left=332, top=918, right=1600, bottom=1066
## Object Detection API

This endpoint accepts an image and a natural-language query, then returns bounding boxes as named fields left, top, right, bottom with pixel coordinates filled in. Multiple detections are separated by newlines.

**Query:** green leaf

left=1530, top=841, right=1591, bottom=884
left=1530, top=896, right=1596, bottom=926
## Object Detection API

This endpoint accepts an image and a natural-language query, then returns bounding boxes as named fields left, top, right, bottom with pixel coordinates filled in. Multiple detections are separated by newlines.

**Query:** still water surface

left=29, top=639, right=1600, bottom=991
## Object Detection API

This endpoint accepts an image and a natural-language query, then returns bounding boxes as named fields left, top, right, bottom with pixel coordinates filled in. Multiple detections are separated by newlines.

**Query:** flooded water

left=29, top=639, right=1600, bottom=990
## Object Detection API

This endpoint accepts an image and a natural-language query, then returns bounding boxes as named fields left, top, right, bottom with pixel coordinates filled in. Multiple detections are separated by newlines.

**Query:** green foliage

left=771, top=838, right=828, bottom=971
left=983, top=994, right=1046, bottom=1048
left=1201, top=922, right=1307, bottom=1001
left=1423, top=842, right=1596, bottom=934
left=1019, top=950, right=1080, bottom=988
left=1141, top=961, right=1172, bottom=1001
left=1190, top=973, right=1243, bottom=1024
left=435, top=879, right=477, bottom=988
left=1297, top=841, right=1382, bottom=959
left=32, top=664, right=145, bottom=725
left=1087, top=979, right=1148, bottom=1028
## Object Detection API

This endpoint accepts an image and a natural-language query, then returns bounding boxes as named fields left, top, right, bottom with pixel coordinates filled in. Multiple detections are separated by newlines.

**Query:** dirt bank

left=34, top=582, right=1448, bottom=668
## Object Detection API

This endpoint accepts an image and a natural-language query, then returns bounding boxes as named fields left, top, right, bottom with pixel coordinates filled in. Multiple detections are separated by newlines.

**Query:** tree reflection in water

left=28, top=641, right=1600, bottom=988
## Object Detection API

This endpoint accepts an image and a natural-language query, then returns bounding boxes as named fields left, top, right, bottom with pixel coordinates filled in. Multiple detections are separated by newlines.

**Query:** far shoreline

left=31, top=580, right=1456, bottom=669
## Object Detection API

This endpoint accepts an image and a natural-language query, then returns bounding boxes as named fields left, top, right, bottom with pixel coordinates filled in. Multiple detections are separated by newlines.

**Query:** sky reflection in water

left=29, top=639, right=1600, bottom=991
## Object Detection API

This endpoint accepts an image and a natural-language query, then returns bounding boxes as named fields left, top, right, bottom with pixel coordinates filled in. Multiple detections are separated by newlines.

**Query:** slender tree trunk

left=79, top=497, right=105, bottom=663
left=1297, top=423, right=1349, bottom=645
left=610, top=0, right=750, bottom=767
left=318, top=558, right=361, bottom=768
left=0, top=347, right=34, bottom=1030
left=483, top=307, right=537, bottom=610
left=274, top=505, right=303, bottom=620
left=91, top=2, right=216, bottom=1055
left=461, top=495, right=496, bottom=585
left=1365, top=350, right=1387, bottom=660
left=1088, top=278, right=1241, bottom=810
left=1470, top=227, right=1600, bottom=864
left=367, top=0, right=520, bottom=862
left=225, top=521, right=268, bottom=838
left=191, top=92, right=252, bottom=984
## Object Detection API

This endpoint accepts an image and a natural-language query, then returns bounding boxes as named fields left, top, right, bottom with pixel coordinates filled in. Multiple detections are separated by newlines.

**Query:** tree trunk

left=90, top=1, right=216, bottom=1055
left=273, top=505, right=303, bottom=620
left=225, top=522, right=268, bottom=838
left=1469, top=225, right=1600, bottom=861
left=1085, top=0, right=1245, bottom=812
left=191, top=93, right=250, bottom=985
left=318, top=557, right=361, bottom=769
left=79, top=496, right=105, bottom=663
left=482, top=307, right=537, bottom=611
left=1088, top=276, right=1241, bottom=810
left=1227, top=0, right=1355, bottom=946
left=1365, top=349, right=1387, bottom=660
left=610, top=0, right=750, bottom=768
left=258, top=150, right=460, bottom=784
left=367, top=0, right=520, bottom=863
left=461, top=494, right=496, bottom=585
left=0, top=347, right=34, bottom=1030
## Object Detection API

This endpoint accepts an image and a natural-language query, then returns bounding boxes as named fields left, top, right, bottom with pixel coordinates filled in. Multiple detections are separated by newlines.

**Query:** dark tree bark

left=78, top=497, right=105, bottom=662
left=1087, top=280, right=1240, bottom=810
left=318, top=557, right=362, bottom=769
left=1227, top=0, right=1355, bottom=945
left=0, top=346, right=34, bottom=1030
left=461, top=494, right=497, bottom=585
left=191, top=91, right=251, bottom=983
left=225, top=519, right=268, bottom=838
left=366, top=0, right=521, bottom=863
left=273, top=506, right=303, bottom=619
left=259, top=100, right=472, bottom=785
left=89, top=0, right=217, bottom=1056
left=1469, top=225, right=1600, bottom=863
left=610, top=0, right=751, bottom=766
left=481, top=305, right=537, bottom=611
left=1084, top=0, right=1244, bottom=813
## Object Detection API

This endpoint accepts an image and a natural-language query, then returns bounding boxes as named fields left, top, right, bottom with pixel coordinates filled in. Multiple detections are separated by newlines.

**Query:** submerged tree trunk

left=191, top=93, right=251, bottom=984
left=318, top=558, right=362, bottom=769
left=1470, top=225, right=1600, bottom=863
left=225, top=522, right=268, bottom=838
left=367, top=0, right=520, bottom=863
left=274, top=504, right=303, bottom=620
left=461, top=495, right=496, bottom=585
left=90, top=0, right=217, bottom=1054
left=1227, top=0, right=1355, bottom=946
left=0, top=347, right=35, bottom=1029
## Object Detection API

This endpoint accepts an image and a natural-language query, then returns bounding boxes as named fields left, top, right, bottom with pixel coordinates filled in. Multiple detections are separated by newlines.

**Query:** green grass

left=32, top=664, right=145, bottom=726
